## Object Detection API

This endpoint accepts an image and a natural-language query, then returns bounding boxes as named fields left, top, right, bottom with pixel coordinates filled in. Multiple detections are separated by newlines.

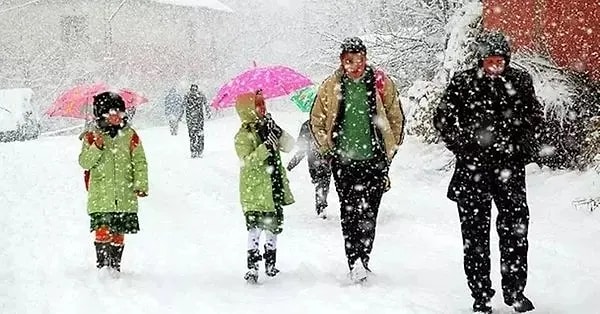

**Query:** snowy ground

left=1, top=111, right=599, bottom=314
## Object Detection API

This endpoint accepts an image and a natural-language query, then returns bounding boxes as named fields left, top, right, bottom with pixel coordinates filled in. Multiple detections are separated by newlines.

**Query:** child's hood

left=235, top=93, right=259, bottom=125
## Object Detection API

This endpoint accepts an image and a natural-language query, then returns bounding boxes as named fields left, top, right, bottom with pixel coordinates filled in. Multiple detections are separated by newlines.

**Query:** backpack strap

left=375, top=68, right=386, bottom=102
left=84, top=132, right=95, bottom=145
left=83, top=130, right=139, bottom=192
left=130, top=131, right=140, bottom=152
left=83, top=132, right=95, bottom=191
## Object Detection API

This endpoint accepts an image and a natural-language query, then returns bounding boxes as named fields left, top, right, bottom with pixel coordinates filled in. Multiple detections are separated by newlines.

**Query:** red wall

left=484, top=0, right=600, bottom=81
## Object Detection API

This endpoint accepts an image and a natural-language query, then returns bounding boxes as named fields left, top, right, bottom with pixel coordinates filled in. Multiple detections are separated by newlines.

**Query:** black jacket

left=434, top=66, right=543, bottom=165
left=184, top=91, right=207, bottom=125
left=288, top=120, right=331, bottom=180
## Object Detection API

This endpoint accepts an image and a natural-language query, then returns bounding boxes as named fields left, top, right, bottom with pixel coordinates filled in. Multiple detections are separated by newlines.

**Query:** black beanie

left=476, top=31, right=511, bottom=62
left=340, top=37, right=367, bottom=56
left=93, top=91, right=126, bottom=118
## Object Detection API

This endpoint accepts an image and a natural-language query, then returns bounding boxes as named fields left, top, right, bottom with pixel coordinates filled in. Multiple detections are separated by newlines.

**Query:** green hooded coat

left=79, top=126, right=149, bottom=214
left=234, top=93, right=295, bottom=213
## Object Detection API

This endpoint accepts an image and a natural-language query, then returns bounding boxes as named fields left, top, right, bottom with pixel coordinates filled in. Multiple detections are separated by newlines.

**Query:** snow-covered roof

left=151, top=0, right=233, bottom=12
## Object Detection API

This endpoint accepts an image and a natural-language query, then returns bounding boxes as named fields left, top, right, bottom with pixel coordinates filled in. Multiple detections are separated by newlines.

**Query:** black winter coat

left=184, top=91, right=207, bottom=126
left=435, top=67, right=543, bottom=165
left=434, top=66, right=544, bottom=202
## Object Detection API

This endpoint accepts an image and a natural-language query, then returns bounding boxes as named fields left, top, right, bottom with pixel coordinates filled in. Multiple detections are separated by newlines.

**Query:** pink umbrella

left=119, top=88, right=149, bottom=108
left=46, top=83, right=148, bottom=119
left=47, top=82, right=108, bottom=119
left=211, top=64, right=312, bottom=109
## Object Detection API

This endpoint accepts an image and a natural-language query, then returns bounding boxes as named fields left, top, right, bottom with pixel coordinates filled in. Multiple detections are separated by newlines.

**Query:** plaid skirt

left=89, top=212, right=140, bottom=234
left=244, top=206, right=283, bottom=234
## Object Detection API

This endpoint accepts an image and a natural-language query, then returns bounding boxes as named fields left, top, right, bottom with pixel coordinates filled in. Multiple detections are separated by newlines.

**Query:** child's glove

left=264, top=113, right=283, bottom=138
left=93, top=132, right=104, bottom=149
left=264, top=132, right=279, bottom=150
left=134, top=190, right=148, bottom=197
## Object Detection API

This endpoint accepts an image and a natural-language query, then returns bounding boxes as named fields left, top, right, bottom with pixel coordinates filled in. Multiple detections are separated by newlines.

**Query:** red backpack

left=82, top=131, right=140, bottom=191
left=375, top=68, right=386, bottom=101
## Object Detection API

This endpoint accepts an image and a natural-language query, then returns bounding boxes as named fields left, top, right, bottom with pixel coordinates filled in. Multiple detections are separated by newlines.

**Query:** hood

left=235, top=92, right=259, bottom=125
left=476, top=30, right=512, bottom=67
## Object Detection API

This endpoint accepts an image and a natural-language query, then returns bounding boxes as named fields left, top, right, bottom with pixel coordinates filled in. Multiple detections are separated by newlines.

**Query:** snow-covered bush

left=402, top=0, right=600, bottom=170
left=405, top=80, right=445, bottom=144
left=510, top=53, right=600, bottom=169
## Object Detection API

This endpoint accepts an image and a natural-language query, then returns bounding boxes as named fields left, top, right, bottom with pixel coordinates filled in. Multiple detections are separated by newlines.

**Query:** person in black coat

left=184, top=84, right=207, bottom=158
left=287, top=120, right=332, bottom=218
left=434, top=31, right=542, bottom=314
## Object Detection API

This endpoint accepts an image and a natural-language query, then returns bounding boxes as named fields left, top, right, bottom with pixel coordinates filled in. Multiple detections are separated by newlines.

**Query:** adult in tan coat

left=310, top=37, right=404, bottom=282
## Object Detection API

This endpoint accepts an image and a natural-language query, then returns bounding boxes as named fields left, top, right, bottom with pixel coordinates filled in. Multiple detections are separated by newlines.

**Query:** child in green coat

left=79, top=92, right=149, bottom=274
left=234, top=91, right=295, bottom=283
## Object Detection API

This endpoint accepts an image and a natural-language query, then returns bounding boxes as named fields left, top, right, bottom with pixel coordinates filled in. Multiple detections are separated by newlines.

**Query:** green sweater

left=337, top=78, right=374, bottom=160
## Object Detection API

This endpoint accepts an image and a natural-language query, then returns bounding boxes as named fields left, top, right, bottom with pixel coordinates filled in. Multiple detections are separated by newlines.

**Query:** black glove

left=265, top=113, right=283, bottom=138
left=264, top=132, right=279, bottom=150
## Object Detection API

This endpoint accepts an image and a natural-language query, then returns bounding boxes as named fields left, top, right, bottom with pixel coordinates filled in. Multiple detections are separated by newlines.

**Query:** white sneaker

left=350, top=261, right=368, bottom=283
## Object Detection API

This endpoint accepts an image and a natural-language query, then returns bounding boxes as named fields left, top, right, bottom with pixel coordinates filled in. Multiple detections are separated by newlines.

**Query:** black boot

left=472, top=289, right=495, bottom=314
left=316, top=204, right=327, bottom=219
left=94, top=242, right=110, bottom=269
left=109, top=245, right=124, bottom=272
left=505, top=293, right=535, bottom=313
left=472, top=299, right=492, bottom=314
left=263, top=245, right=279, bottom=277
left=244, top=249, right=261, bottom=283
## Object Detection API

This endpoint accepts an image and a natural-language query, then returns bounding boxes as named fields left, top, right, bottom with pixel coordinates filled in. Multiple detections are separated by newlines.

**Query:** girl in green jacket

left=234, top=91, right=295, bottom=283
left=79, top=92, right=149, bottom=275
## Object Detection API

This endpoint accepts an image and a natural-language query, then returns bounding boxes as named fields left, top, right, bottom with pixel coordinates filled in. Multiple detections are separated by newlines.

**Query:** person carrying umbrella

left=184, top=84, right=207, bottom=158
left=287, top=119, right=331, bottom=219
left=310, top=37, right=404, bottom=283
left=234, top=90, right=295, bottom=283
left=78, top=91, right=149, bottom=276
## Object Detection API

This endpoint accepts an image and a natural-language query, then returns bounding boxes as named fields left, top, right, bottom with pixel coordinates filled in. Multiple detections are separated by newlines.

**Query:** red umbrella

left=46, top=83, right=148, bottom=119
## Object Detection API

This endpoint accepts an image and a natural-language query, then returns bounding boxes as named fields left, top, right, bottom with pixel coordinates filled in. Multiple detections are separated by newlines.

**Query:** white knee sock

left=265, top=230, right=277, bottom=250
left=247, top=228, right=262, bottom=251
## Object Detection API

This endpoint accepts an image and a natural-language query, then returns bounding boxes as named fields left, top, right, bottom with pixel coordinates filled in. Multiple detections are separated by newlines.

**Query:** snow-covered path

left=1, top=112, right=598, bottom=314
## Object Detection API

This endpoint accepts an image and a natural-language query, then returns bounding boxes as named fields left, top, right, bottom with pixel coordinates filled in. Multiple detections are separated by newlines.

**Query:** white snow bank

left=151, top=0, right=233, bottom=12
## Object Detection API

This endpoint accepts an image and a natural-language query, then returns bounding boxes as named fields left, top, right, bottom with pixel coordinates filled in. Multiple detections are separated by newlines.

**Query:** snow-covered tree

left=403, top=0, right=482, bottom=143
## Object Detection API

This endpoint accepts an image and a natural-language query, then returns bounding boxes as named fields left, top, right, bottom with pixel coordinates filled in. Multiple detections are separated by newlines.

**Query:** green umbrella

left=290, top=85, right=317, bottom=112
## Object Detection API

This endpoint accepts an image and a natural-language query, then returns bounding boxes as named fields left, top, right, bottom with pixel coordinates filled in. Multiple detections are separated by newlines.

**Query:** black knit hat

left=93, top=91, right=125, bottom=118
left=340, top=37, right=367, bottom=55
left=476, top=30, right=511, bottom=61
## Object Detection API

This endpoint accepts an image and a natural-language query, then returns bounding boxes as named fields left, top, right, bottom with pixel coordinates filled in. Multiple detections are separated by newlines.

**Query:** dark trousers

left=188, top=121, right=204, bottom=157
left=332, top=157, right=387, bottom=270
left=313, top=173, right=331, bottom=213
left=168, top=120, right=179, bottom=135
left=455, top=163, right=530, bottom=301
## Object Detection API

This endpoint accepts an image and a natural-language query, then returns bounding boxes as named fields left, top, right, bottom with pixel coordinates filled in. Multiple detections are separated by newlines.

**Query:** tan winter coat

left=310, top=68, right=404, bottom=160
